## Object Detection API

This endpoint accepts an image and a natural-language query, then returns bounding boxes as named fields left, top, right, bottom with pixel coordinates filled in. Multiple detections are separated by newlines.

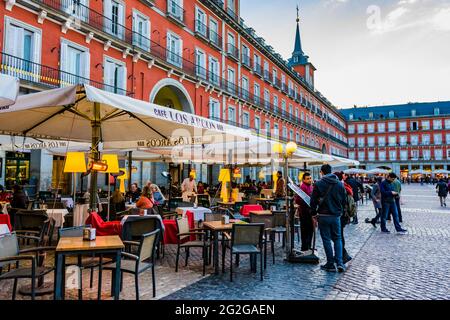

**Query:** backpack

left=345, top=194, right=357, bottom=218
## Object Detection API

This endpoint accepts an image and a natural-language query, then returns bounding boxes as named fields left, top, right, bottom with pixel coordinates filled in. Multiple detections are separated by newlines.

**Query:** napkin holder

left=83, top=228, right=96, bottom=241
left=221, top=215, right=230, bottom=225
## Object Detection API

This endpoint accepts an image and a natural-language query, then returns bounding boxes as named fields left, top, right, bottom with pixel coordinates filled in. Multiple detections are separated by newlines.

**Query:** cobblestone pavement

left=1, top=184, right=448, bottom=300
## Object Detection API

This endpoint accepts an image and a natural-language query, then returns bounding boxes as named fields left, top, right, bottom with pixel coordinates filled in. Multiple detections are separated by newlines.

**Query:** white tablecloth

left=45, top=209, right=69, bottom=228
left=0, top=224, right=10, bottom=235
left=176, top=207, right=212, bottom=221
left=74, top=204, right=90, bottom=227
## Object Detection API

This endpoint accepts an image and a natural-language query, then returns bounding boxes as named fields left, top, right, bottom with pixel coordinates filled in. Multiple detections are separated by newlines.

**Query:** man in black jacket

left=345, top=175, right=364, bottom=224
left=310, top=164, right=347, bottom=272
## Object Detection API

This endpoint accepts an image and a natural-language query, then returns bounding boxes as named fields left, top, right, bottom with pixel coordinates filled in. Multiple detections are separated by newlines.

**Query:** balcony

left=273, top=78, right=281, bottom=90
left=1, top=51, right=133, bottom=96
left=242, top=54, right=251, bottom=70
left=226, top=43, right=239, bottom=62
left=167, top=0, right=186, bottom=26
left=209, top=29, right=222, bottom=50
left=253, top=63, right=262, bottom=78
left=139, top=0, right=155, bottom=7
left=226, top=7, right=239, bottom=22
left=195, top=20, right=222, bottom=50
left=263, top=70, right=272, bottom=84
left=281, top=83, right=288, bottom=94
left=194, top=19, right=208, bottom=39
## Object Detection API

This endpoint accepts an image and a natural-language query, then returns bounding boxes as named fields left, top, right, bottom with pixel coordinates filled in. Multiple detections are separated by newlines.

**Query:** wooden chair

left=104, top=229, right=160, bottom=299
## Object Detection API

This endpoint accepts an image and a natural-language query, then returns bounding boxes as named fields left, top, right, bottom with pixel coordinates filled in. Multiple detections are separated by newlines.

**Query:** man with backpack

left=335, top=172, right=355, bottom=264
left=310, top=165, right=347, bottom=272
left=345, top=175, right=364, bottom=224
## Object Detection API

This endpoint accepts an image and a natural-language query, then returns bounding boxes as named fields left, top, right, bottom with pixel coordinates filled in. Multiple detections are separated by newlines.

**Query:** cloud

left=432, top=7, right=450, bottom=31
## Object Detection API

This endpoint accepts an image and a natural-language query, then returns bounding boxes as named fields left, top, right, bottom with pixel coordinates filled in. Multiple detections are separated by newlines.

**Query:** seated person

left=151, top=184, right=165, bottom=205
left=111, top=189, right=126, bottom=214
left=136, top=186, right=154, bottom=210
left=11, top=185, right=28, bottom=209
left=197, top=181, right=205, bottom=194
left=125, top=183, right=141, bottom=203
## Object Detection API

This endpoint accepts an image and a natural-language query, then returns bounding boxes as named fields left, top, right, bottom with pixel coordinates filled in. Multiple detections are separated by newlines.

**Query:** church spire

left=289, top=4, right=308, bottom=67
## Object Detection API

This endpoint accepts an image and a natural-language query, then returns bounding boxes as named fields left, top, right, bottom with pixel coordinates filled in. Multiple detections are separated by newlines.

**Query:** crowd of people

left=294, top=165, right=408, bottom=273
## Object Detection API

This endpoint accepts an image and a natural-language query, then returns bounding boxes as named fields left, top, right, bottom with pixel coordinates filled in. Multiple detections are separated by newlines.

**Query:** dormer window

left=434, top=108, right=440, bottom=116
left=411, top=109, right=416, bottom=116
left=349, top=113, right=354, bottom=120
left=369, top=112, right=373, bottom=119
left=389, top=110, right=394, bottom=118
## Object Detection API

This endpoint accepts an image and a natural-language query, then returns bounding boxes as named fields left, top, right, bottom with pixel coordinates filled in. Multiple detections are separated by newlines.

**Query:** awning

left=0, top=74, right=19, bottom=108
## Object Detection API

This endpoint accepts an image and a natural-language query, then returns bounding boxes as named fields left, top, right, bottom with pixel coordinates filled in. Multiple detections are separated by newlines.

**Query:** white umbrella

left=0, top=84, right=251, bottom=208
left=344, top=168, right=368, bottom=175
left=433, top=169, right=450, bottom=175
left=367, top=168, right=390, bottom=175
left=0, top=74, right=19, bottom=108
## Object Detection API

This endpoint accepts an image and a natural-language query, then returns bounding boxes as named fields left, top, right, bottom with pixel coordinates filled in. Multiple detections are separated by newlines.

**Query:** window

left=389, top=110, right=394, bottom=118
left=62, top=0, right=88, bottom=22
left=168, top=0, right=184, bottom=21
left=273, top=123, right=279, bottom=137
left=378, top=123, right=385, bottom=133
left=447, top=149, right=450, bottom=159
left=378, top=136, right=386, bottom=147
left=242, top=44, right=250, bottom=66
left=264, top=90, right=270, bottom=108
left=411, top=150, right=419, bottom=160
left=60, top=39, right=90, bottom=84
left=435, top=149, right=443, bottom=160
left=445, top=119, right=450, bottom=129
left=104, top=0, right=125, bottom=39
left=379, top=151, right=386, bottom=161
left=255, top=116, right=260, bottom=131
left=273, top=96, right=278, bottom=112
left=227, top=68, right=236, bottom=94
left=273, top=68, right=278, bottom=83
left=195, top=7, right=207, bottom=37
left=422, top=135, right=430, bottom=145
left=282, top=127, right=288, bottom=139
left=296, top=132, right=300, bottom=142
left=104, top=56, right=126, bottom=94
left=254, top=83, right=260, bottom=104
left=433, top=120, right=442, bottom=130
left=228, top=106, right=236, bottom=124
left=389, top=150, right=396, bottom=161
left=209, top=18, right=219, bottom=45
left=368, top=151, right=375, bottom=161
left=411, top=121, right=418, bottom=131
left=167, top=32, right=182, bottom=67
left=208, top=56, right=219, bottom=85
left=348, top=125, right=355, bottom=134
left=358, top=151, right=365, bottom=161
left=411, top=109, right=416, bottom=116
left=411, top=135, right=419, bottom=146
left=434, top=134, right=442, bottom=145
left=446, top=133, right=450, bottom=144
left=358, top=137, right=365, bottom=147
left=422, top=120, right=430, bottom=130
left=388, top=122, right=396, bottom=132
left=265, top=120, right=270, bottom=136
left=253, top=54, right=261, bottom=72
left=133, top=10, right=150, bottom=51
left=400, top=150, right=408, bottom=161
left=3, top=17, right=42, bottom=81
left=367, top=124, right=375, bottom=133
left=241, top=77, right=249, bottom=99
left=227, top=33, right=235, bottom=55
left=423, top=149, right=431, bottom=160
left=209, top=98, right=220, bottom=119
left=357, top=124, right=365, bottom=134
left=295, top=108, right=299, bottom=119
left=399, top=136, right=407, bottom=146
left=368, top=136, right=375, bottom=147
left=242, top=112, right=250, bottom=128
left=388, top=136, right=397, bottom=146
left=349, top=113, right=354, bottom=120
left=434, top=108, right=440, bottom=116
left=399, top=122, right=407, bottom=132
left=195, top=48, right=206, bottom=78
left=349, top=152, right=355, bottom=160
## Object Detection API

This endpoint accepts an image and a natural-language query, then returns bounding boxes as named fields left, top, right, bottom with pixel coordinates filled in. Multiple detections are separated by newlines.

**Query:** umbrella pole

left=107, top=173, right=111, bottom=221
left=89, top=102, right=101, bottom=211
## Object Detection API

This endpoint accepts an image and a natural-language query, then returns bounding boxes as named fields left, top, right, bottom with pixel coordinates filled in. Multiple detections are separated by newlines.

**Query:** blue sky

left=240, top=0, right=450, bottom=109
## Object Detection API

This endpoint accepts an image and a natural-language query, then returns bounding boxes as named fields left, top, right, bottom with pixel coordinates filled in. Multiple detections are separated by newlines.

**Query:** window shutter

left=118, top=2, right=125, bottom=39
left=60, top=41, right=69, bottom=86
left=120, top=65, right=127, bottom=94
left=81, top=51, right=90, bottom=83
left=103, top=0, right=112, bottom=34
left=103, top=60, right=113, bottom=90
left=32, top=31, right=41, bottom=81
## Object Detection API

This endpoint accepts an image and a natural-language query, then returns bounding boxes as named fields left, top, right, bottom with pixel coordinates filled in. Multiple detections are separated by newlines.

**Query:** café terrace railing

left=28, top=0, right=347, bottom=146
left=0, top=51, right=132, bottom=96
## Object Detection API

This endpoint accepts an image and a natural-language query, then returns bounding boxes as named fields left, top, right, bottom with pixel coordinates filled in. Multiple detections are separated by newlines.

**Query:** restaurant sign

left=152, top=107, right=225, bottom=132
left=23, top=141, right=70, bottom=150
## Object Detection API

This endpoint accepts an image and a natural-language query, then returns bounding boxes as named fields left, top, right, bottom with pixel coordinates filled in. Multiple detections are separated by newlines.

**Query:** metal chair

left=175, top=217, right=210, bottom=276
left=272, top=211, right=287, bottom=248
left=196, top=194, right=210, bottom=208
left=228, top=223, right=265, bottom=282
left=14, top=210, right=49, bottom=245
left=0, top=232, right=55, bottom=300
left=249, top=214, right=275, bottom=269
left=104, top=229, right=160, bottom=299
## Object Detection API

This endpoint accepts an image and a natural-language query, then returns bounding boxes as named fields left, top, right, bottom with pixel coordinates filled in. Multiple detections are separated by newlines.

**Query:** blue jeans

left=318, top=216, right=343, bottom=266
left=381, top=201, right=402, bottom=231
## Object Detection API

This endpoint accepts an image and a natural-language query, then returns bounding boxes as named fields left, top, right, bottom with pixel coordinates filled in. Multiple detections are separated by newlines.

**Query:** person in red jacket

left=335, top=172, right=353, bottom=264
left=294, top=172, right=314, bottom=251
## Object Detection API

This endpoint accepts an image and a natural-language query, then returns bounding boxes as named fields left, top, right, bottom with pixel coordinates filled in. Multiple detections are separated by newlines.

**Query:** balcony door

left=62, top=0, right=88, bottom=22
left=104, top=0, right=125, bottom=40
left=133, top=11, right=150, bottom=51
left=167, top=32, right=182, bottom=67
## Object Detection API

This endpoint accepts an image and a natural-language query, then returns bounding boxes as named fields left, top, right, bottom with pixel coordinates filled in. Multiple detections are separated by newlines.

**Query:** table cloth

left=176, top=207, right=212, bottom=221
left=240, top=204, right=264, bottom=217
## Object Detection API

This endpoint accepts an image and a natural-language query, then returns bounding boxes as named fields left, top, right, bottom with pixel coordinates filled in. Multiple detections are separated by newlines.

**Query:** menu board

left=288, top=177, right=311, bottom=207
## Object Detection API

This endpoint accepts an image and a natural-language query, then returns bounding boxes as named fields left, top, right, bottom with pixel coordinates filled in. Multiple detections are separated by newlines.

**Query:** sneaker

left=370, top=219, right=377, bottom=228
left=381, top=229, right=391, bottom=233
left=343, top=255, right=353, bottom=264
left=397, top=229, right=408, bottom=233
left=320, top=264, right=337, bottom=272
left=337, top=264, right=346, bottom=273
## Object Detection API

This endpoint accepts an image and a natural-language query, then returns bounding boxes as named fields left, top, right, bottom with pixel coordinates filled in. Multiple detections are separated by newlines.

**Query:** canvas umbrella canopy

left=367, top=168, right=390, bottom=175
left=0, top=84, right=251, bottom=209
left=0, top=74, right=19, bottom=108
left=344, top=168, right=368, bottom=175
left=433, top=169, right=450, bottom=175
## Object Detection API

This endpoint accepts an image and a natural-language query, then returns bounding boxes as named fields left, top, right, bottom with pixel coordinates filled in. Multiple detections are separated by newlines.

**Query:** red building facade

left=0, top=0, right=347, bottom=189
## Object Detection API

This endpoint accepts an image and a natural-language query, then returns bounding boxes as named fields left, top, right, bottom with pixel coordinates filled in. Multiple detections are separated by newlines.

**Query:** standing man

left=380, top=173, right=407, bottom=234
left=392, top=176, right=403, bottom=222
left=436, top=179, right=448, bottom=207
left=294, top=172, right=314, bottom=252
left=369, top=177, right=383, bottom=227
left=310, top=165, right=347, bottom=273
left=181, top=173, right=197, bottom=200
left=345, top=175, right=364, bottom=224
left=275, top=171, right=286, bottom=198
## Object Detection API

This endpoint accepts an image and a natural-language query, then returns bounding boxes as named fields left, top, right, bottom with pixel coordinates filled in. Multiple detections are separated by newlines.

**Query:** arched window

left=389, top=110, right=394, bottom=118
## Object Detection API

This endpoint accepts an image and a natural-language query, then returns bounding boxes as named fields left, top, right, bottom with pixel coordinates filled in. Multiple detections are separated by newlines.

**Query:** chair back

left=231, top=223, right=264, bottom=247
left=178, top=201, right=194, bottom=208
left=121, top=216, right=158, bottom=241
left=138, top=229, right=160, bottom=262
left=168, top=197, right=183, bottom=210
left=40, top=218, right=56, bottom=246
left=204, top=212, right=223, bottom=222
left=273, top=211, right=287, bottom=227
left=249, top=214, right=274, bottom=230
left=15, top=210, right=48, bottom=231
left=247, top=196, right=258, bottom=205
left=197, top=194, right=210, bottom=208
left=45, top=202, right=66, bottom=209
left=176, top=217, right=191, bottom=241
left=0, top=232, right=19, bottom=267
left=58, top=225, right=85, bottom=239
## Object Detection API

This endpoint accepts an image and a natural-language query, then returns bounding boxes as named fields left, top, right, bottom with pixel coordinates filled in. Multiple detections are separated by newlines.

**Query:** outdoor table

left=44, top=208, right=69, bottom=228
left=176, top=206, right=212, bottom=221
left=54, top=235, right=124, bottom=300
left=249, top=210, right=272, bottom=216
left=203, top=220, right=245, bottom=275
left=217, top=201, right=235, bottom=209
